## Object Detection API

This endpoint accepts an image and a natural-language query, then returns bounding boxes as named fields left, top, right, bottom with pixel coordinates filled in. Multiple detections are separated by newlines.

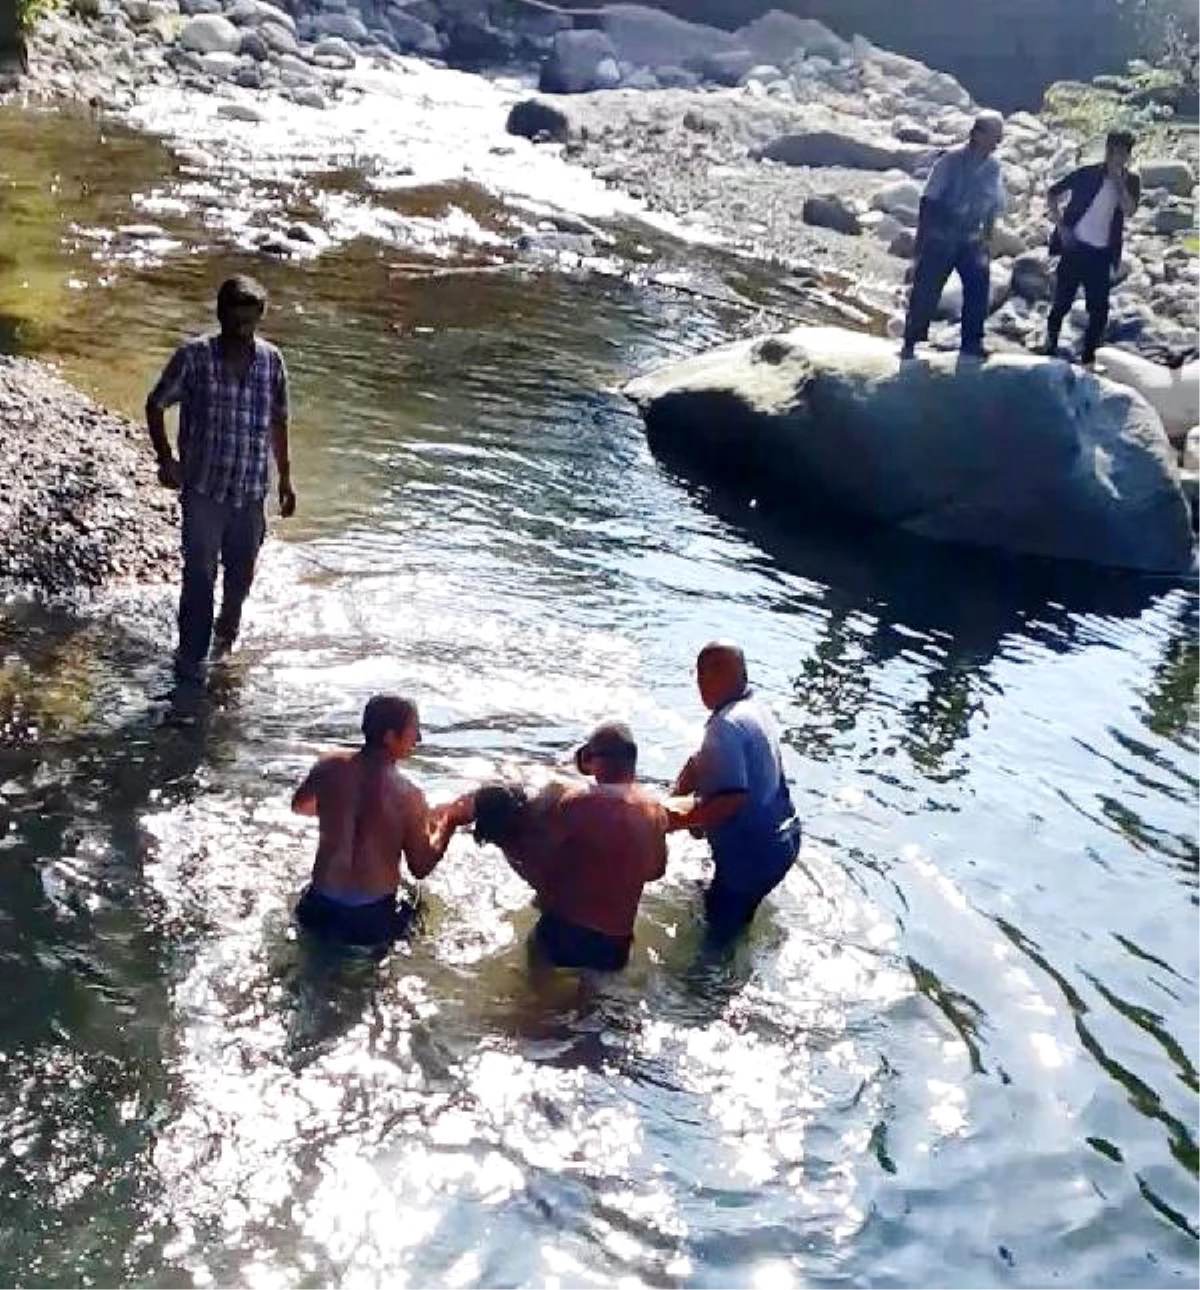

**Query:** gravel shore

left=0, top=358, right=177, bottom=598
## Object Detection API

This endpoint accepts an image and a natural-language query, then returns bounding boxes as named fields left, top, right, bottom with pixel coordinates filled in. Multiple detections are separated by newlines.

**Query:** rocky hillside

left=549, top=0, right=1198, bottom=112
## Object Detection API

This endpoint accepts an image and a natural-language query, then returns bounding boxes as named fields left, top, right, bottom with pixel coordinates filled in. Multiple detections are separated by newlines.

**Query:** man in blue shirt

left=900, top=112, right=1006, bottom=362
left=671, top=642, right=801, bottom=941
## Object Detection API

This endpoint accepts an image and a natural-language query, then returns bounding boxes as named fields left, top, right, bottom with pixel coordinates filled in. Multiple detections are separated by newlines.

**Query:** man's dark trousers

left=177, top=489, right=266, bottom=674
left=1046, top=243, right=1112, bottom=364
left=903, top=239, right=990, bottom=351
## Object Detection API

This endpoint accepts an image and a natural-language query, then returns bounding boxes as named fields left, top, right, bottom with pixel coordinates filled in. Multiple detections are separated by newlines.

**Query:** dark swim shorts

left=531, top=910, right=632, bottom=972
left=295, top=885, right=416, bottom=948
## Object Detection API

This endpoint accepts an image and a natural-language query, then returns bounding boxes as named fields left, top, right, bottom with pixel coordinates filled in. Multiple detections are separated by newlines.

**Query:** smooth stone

left=312, top=11, right=369, bottom=42
left=1154, top=204, right=1196, bottom=236
left=870, top=179, right=921, bottom=224
left=802, top=194, right=862, bottom=236
left=199, top=48, right=239, bottom=76
left=1139, top=158, right=1196, bottom=196
left=311, top=35, right=356, bottom=67
left=178, top=13, right=241, bottom=52
left=388, top=11, right=440, bottom=54
left=216, top=97, right=264, bottom=118
left=259, top=20, right=297, bottom=54
left=505, top=97, right=571, bottom=143
left=1095, top=348, right=1200, bottom=445
left=1010, top=250, right=1053, bottom=302
left=539, top=29, right=619, bottom=94
left=625, top=325, right=1194, bottom=574
left=758, top=130, right=926, bottom=174
left=238, top=27, right=268, bottom=59
left=291, top=85, right=328, bottom=108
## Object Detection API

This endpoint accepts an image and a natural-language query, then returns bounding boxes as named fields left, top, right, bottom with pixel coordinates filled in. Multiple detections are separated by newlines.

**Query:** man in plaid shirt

left=146, top=276, right=296, bottom=682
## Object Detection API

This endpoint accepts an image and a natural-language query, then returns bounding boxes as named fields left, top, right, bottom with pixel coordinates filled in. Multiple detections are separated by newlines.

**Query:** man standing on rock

left=1042, top=130, right=1140, bottom=369
left=670, top=642, right=801, bottom=942
left=146, top=275, right=295, bottom=682
left=900, top=111, right=1007, bottom=362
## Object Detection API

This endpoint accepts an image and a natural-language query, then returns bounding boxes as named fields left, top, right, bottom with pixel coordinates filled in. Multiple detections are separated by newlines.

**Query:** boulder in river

left=755, top=130, right=927, bottom=174
left=178, top=13, right=241, bottom=53
left=624, top=326, right=1194, bottom=574
left=539, top=29, right=621, bottom=94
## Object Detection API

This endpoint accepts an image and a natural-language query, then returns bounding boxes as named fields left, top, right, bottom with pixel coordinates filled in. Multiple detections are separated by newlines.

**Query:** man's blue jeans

left=177, top=490, right=265, bottom=675
left=903, top=239, right=990, bottom=351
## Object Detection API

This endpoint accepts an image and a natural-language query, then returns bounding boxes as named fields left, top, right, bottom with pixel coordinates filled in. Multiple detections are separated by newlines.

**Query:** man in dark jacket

left=1043, top=130, right=1140, bottom=368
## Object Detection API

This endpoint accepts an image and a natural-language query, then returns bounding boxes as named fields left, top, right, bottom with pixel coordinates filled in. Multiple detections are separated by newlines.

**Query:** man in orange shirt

left=437, top=722, right=672, bottom=971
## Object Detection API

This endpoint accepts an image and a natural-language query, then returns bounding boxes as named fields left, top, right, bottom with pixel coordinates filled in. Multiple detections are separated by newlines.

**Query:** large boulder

left=736, top=11, right=849, bottom=63
left=624, top=326, right=1194, bottom=574
left=1095, top=347, right=1200, bottom=446
left=539, top=29, right=621, bottom=93
left=598, top=4, right=737, bottom=69
left=178, top=13, right=241, bottom=52
left=755, top=130, right=928, bottom=174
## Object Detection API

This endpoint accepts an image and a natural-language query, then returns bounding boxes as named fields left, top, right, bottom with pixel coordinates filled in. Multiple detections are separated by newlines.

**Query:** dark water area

left=0, top=103, right=1197, bottom=1288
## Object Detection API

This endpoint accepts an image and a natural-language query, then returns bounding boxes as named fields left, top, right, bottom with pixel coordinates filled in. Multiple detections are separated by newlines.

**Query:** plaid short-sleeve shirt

left=149, top=335, right=289, bottom=505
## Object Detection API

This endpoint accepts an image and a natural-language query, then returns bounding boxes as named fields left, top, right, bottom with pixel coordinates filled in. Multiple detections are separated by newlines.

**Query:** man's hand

left=278, top=476, right=297, bottom=518
left=156, top=455, right=181, bottom=490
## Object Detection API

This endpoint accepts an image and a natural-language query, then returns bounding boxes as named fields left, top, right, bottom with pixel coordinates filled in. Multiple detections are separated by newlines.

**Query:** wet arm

left=672, top=754, right=699, bottom=796
left=668, top=791, right=748, bottom=835
left=403, top=790, right=443, bottom=880
left=291, top=762, right=323, bottom=816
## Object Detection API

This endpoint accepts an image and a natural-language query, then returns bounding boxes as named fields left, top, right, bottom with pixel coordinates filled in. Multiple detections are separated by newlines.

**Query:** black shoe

left=1039, top=341, right=1062, bottom=358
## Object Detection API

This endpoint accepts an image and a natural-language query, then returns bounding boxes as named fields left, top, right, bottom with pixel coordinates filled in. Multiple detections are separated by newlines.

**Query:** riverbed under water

left=0, top=100, right=1197, bottom=1288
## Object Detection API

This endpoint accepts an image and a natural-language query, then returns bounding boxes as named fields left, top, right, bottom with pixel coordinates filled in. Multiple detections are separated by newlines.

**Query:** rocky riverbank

left=1, top=1, right=1196, bottom=597
left=6, top=1, right=1198, bottom=363
left=0, top=358, right=177, bottom=597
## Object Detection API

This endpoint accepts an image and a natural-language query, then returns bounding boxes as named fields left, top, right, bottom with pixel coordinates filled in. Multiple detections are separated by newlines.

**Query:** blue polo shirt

left=695, top=691, right=800, bottom=891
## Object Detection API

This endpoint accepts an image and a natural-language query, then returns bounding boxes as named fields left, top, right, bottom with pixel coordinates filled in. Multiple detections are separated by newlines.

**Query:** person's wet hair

left=473, top=783, right=528, bottom=846
left=216, top=274, right=268, bottom=316
left=361, top=694, right=417, bottom=749
left=1106, top=129, right=1135, bottom=154
left=576, top=720, right=638, bottom=774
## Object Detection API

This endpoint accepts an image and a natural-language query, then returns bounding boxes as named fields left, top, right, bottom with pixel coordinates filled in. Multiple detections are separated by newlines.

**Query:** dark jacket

left=1048, top=163, right=1141, bottom=266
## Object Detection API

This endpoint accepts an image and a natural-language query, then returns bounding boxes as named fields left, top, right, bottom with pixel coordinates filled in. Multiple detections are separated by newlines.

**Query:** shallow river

left=0, top=102, right=1197, bottom=1288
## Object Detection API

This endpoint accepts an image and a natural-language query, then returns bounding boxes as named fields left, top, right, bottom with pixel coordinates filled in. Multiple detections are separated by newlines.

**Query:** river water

left=0, top=98, right=1197, bottom=1288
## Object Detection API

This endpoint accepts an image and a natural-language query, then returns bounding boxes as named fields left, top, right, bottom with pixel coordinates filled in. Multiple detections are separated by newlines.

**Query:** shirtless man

left=437, top=721, right=672, bottom=971
left=291, top=694, right=449, bottom=947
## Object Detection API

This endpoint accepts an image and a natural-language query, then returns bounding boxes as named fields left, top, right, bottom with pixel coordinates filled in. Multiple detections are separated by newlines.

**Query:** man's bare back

left=292, top=751, right=437, bottom=900
left=290, top=695, right=448, bottom=948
